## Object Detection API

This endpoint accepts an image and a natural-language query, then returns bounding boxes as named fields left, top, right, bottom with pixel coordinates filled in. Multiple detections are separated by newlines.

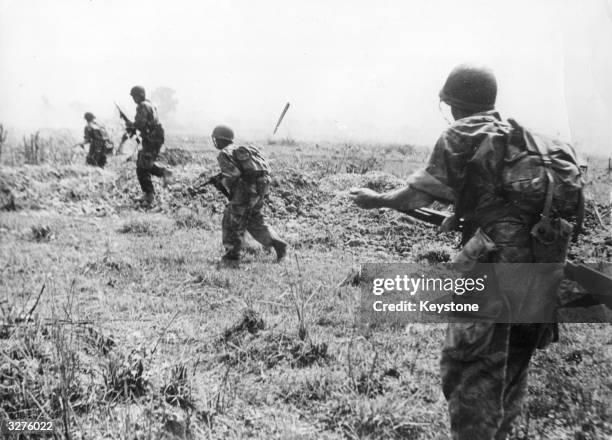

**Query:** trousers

left=136, top=140, right=167, bottom=194
left=440, top=322, right=549, bottom=440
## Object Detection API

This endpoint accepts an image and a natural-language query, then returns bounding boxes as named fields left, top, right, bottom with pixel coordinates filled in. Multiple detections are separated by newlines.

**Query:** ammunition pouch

left=452, top=228, right=497, bottom=273
left=450, top=228, right=504, bottom=320
left=531, top=216, right=573, bottom=263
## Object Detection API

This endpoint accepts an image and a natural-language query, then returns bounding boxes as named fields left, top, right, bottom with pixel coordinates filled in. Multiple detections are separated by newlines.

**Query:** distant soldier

left=79, top=112, right=113, bottom=167
left=128, top=86, right=172, bottom=208
left=212, top=125, right=287, bottom=266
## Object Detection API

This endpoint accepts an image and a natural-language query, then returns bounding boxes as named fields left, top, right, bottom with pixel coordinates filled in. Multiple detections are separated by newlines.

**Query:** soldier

left=128, top=86, right=172, bottom=208
left=211, top=125, right=287, bottom=266
left=79, top=112, right=113, bottom=167
left=350, top=65, right=583, bottom=439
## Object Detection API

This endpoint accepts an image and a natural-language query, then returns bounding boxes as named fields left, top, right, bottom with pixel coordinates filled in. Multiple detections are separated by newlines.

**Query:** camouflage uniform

left=134, top=100, right=168, bottom=195
left=217, top=144, right=283, bottom=260
left=83, top=120, right=111, bottom=167
left=407, top=111, right=580, bottom=440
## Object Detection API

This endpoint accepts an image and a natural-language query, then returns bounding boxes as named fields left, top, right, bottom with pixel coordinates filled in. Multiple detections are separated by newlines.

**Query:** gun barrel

left=190, top=174, right=230, bottom=199
left=407, top=208, right=447, bottom=226
left=115, top=102, right=133, bottom=125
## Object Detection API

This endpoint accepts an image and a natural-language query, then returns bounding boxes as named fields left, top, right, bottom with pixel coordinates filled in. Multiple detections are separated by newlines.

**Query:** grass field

left=1, top=134, right=611, bottom=439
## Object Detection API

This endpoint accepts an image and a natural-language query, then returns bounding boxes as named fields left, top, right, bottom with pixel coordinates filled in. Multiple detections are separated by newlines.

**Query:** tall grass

left=1, top=129, right=78, bottom=165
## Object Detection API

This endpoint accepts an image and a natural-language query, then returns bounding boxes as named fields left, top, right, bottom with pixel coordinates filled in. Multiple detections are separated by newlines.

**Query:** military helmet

left=211, top=125, right=234, bottom=141
left=84, top=112, right=95, bottom=122
left=130, top=85, right=146, bottom=98
left=439, top=64, right=497, bottom=111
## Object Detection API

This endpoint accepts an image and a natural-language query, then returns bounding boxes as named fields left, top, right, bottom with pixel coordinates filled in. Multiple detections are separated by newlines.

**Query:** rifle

left=115, top=103, right=140, bottom=151
left=189, top=173, right=230, bottom=199
left=403, top=207, right=612, bottom=309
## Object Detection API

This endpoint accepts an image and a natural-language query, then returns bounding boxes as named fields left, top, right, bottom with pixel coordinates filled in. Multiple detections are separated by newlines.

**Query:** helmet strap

left=438, top=100, right=453, bottom=125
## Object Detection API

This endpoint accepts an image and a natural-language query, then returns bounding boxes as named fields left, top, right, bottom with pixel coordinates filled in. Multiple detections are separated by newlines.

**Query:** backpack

left=501, top=118, right=584, bottom=243
left=141, top=101, right=165, bottom=144
left=90, top=122, right=114, bottom=154
left=146, top=123, right=165, bottom=145
left=232, top=145, right=271, bottom=180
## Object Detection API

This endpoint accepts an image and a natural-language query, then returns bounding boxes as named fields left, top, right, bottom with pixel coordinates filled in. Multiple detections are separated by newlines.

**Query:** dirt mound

left=0, top=163, right=213, bottom=217
left=1, top=165, right=119, bottom=213
left=268, top=168, right=331, bottom=218
left=4, top=162, right=603, bottom=262
left=261, top=168, right=452, bottom=257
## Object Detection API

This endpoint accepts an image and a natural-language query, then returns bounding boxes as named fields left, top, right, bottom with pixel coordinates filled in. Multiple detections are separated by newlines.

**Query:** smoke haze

left=1, top=0, right=610, bottom=153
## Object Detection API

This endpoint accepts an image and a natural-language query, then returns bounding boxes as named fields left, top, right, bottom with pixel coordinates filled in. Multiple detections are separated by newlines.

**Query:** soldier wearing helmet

left=350, top=64, right=584, bottom=439
left=129, top=85, right=172, bottom=207
left=211, top=124, right=287, bottom=266
left=211, top=125, right=234, bottom=149
left=78, top=112, right=113, bottom=167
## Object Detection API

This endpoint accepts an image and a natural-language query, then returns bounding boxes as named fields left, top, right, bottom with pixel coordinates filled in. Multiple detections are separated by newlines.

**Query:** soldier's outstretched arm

left=350, top=185, right=435, bottom=211
left=349, top=168, right=456, bottom=212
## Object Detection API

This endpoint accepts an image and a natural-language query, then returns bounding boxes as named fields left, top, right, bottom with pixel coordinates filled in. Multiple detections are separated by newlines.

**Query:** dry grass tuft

left=30, top=224, right=53, bottom=242
left=117, top=218, right=155, bottom=235
left=102, top=349, right=149, bottom=402
left=221, top=308, right=265, bottom=344
left=161, top=363, right=195, bottom=410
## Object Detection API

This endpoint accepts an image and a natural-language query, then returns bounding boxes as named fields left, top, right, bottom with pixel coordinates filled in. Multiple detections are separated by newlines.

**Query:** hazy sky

left=1, top=0, right=611, bottom=153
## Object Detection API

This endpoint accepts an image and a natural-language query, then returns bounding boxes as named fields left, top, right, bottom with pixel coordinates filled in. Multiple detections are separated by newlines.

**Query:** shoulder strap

left=506, top=118, right=554, bottom=221
left=524, top=129, right=555, bottom=221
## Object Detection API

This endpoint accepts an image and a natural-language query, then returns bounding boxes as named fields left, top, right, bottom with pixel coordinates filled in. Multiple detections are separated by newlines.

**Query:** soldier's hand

left=349, top=188, right=381, bottom=209
left=439, top=214, right=459, bottom=233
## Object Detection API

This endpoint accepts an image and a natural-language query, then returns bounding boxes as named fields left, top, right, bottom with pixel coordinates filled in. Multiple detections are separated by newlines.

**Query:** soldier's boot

left=162, top=169, right=173, bottom=187
left=271, top=239, right=288, bottom=262
left=219, top=253, right=240, bottom=269
left=137, top=192, right=154, bottom=208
